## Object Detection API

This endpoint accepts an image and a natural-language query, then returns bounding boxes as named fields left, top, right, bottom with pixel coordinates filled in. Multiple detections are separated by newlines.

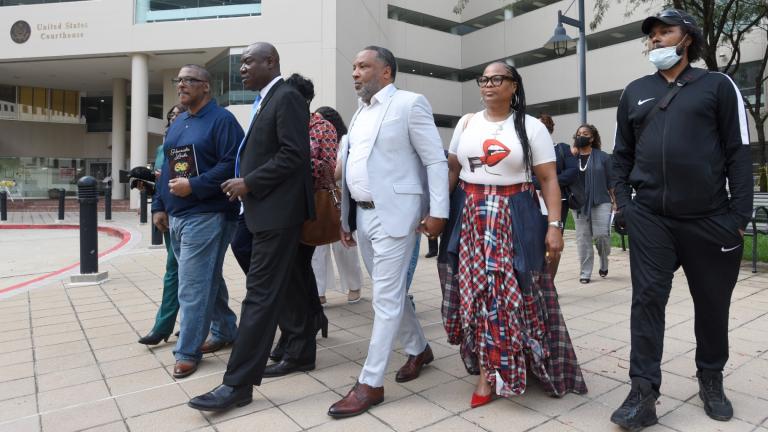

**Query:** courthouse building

left=0, top=0, right=765, bottom=204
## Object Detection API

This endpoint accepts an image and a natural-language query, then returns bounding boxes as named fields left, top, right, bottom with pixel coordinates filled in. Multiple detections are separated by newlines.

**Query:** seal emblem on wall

left=10, top=20, right=31, bottom=44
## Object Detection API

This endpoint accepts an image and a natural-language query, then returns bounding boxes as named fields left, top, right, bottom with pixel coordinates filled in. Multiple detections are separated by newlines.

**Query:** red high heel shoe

left=470, top=391, right=493, bottom=408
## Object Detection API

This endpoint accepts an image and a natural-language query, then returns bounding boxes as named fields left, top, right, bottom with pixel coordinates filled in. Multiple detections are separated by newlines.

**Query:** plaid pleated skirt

left=438, top=181, right=587, bottom=397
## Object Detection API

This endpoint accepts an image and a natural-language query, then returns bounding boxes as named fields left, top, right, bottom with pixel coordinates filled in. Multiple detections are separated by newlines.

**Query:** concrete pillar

left=129, top=53, right=149, bottom=209
left=111, top=78, right=127, bottom=199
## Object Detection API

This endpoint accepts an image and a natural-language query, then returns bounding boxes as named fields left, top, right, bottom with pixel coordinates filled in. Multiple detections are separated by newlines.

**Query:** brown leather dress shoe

left=395, top=344, right=434, bottom=383
left=328, top=382, right=384, bottom=418
left=200, top=339, right=231, bottom=354
left=173, top=360, right=198, bottom=379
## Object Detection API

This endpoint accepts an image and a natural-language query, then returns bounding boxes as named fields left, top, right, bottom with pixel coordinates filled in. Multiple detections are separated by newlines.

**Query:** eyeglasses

left=475, top=75, right=515, bottom=88
left=172, top=77, right=207, bottom=86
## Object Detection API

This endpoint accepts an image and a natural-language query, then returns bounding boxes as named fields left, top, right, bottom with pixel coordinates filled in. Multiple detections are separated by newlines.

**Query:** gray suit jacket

left=340, top=87, right=449, bottom=238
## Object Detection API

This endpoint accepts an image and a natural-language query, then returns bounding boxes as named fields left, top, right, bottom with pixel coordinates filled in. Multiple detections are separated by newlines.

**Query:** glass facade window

left=208, top=50, right=258, bottom=107
left=0, top=157, right=111, bottom=198
left=18, top=86, right=48, bottom=121
left=49, top=89, right=80, bottom=122
left=729, top=61, right=765, bottom=108
left=80, top=94, right=163, bottom=132
left=0, top=84, right=16, bottom=120
left=4, top=85, right=82, bottom=123
left=528, top=89, right=624, bottom=117
left=135, top=0, right=261, bottom=24
left=0, top=0, right=89, bottom=5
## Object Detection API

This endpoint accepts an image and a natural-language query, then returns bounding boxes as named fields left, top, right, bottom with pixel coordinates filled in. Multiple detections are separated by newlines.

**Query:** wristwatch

left=548, top=220, right=564, bottom=230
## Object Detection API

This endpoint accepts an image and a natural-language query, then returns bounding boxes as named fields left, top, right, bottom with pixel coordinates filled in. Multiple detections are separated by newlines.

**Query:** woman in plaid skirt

left=439, top=62, right=588, bottom=408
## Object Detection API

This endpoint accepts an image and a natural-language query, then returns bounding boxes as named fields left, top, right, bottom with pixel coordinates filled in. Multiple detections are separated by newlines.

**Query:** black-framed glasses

left=475, top=75, right=515, bottom=87
left=172, top=77, right=207, bottom=86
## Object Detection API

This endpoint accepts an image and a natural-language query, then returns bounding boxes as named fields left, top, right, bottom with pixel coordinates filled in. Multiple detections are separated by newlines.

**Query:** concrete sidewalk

left=0, top=213, right=766, bottom=432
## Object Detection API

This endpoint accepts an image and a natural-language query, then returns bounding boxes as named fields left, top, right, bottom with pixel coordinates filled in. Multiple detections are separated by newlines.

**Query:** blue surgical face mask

left=648, top=35, right=688, bottom=70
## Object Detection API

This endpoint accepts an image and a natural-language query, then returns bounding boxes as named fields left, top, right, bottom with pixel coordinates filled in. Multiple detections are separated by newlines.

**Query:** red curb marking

left=0, top=224, right=132, bottom=294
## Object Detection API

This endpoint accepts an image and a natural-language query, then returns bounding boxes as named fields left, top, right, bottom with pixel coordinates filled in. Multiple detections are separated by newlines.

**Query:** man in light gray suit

left=328, top=46, right=449, bottom=419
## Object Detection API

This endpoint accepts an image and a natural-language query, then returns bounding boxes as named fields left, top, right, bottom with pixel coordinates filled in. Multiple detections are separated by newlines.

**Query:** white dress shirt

left=346, top=84, right=396, bottom=202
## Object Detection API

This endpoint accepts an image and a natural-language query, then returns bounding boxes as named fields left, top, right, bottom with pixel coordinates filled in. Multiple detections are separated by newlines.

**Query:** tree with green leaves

left=453, top=0, right=767, bottom=184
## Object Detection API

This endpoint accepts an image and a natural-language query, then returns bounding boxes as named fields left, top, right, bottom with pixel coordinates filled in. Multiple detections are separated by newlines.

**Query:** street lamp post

left=544, top=0, right=587, bottom=124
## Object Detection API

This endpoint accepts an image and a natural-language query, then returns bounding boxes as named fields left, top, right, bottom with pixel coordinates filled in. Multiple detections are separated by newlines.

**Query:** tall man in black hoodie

left=610, top=9, right=752, bottom=431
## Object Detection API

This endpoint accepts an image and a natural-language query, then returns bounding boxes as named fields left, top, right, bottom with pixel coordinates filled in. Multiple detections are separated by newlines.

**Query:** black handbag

left=556, top=144, right=585, bottom=210
left=566, top=181, right=586, bottom=210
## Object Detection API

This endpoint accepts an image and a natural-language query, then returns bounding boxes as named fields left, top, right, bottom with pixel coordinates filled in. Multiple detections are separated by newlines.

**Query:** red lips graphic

left=480, top=139, right=510, bottom=167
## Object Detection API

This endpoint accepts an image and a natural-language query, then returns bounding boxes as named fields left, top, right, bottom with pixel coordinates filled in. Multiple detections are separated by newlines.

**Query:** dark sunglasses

left=475, top=75, right=515, bottom=87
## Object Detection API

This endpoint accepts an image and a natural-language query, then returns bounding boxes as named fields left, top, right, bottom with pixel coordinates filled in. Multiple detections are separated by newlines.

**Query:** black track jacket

left=612, top=65, right=753, bottom=229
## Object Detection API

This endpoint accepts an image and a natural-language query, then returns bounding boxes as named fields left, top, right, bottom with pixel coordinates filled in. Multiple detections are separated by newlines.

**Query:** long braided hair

left=491, top=62, right=532, bottom=177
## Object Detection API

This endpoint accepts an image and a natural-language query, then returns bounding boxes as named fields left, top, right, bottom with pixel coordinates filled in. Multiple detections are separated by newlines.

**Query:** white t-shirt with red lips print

left=449, top=110, right=555, bottom=186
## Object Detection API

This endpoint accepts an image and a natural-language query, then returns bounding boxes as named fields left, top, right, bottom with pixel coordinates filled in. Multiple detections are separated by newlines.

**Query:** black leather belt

left=357, top=201, right=375, bottom=209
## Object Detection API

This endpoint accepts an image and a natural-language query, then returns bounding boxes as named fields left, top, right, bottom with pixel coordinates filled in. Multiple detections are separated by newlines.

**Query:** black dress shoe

left=697, top=370, right=733, bottom=421
left=579, top=278, right=590, bottom=284
left=599, top=269, right=608, bottom=278
left=270, top=335, right=286, bottom=362
left=269, top=346, right=284, bottom=362
left=610, top=378, right=659, bottom=431
left=188, top=384, right=253, bottom=412
left=315, top=311, right=329, bottom=339
left=263, top=359, right=315, bottom=378
left=137, top=331, right=170, bottom=346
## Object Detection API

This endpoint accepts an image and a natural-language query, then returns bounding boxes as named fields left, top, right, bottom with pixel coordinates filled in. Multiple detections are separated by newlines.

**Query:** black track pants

left=625, top=203, right=743, bottom=391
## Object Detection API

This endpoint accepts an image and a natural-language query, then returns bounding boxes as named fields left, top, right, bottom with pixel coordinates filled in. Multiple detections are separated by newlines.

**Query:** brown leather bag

left=301, top=167, right=341, bottom=246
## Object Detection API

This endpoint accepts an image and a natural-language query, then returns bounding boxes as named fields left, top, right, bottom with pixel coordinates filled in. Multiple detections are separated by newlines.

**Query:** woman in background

left=311, top=106, right=364, bottom=305
left=571, top=124, right=615, bottom=284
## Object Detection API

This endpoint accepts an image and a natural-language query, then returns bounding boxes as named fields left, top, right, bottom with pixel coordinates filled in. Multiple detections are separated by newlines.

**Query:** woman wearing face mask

left=138, top=103, right=187, bottom=345
left=571, top=124, right=615, bottom=284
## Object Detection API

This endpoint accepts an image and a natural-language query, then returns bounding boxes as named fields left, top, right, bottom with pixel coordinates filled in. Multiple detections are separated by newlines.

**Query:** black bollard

left=77, top=177, right=99, bottom=274
left=151, top=221, right=163, bottom=246
left=57, top=188, right=66, bottom=221
left=139, top=190, right=148, bottom=224
left=0, top=191, right=7, bottom=221
left=104, top=185, right=112, bottom=221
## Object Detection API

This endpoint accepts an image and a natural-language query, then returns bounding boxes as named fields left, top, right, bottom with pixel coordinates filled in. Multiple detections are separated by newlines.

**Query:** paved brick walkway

left=0, top=213, right=766, bottom=431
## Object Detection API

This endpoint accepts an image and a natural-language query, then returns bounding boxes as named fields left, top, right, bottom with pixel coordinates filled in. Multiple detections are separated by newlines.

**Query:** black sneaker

left=610, top=379, right=659, bottom=431
left=697, top=370, right=733, bottom=421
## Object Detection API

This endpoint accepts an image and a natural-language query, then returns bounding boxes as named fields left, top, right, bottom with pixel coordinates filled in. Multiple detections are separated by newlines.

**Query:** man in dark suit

left=187, top=42, right=314, bottom=412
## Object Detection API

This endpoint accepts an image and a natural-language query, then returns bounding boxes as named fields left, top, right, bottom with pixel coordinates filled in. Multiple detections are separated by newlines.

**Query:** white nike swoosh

left=637, top=98, right=655, bottom=106
left=721, top=245, right=741, bottom=252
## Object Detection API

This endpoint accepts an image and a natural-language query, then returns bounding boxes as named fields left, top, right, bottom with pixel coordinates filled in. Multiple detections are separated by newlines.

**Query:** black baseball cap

left=641, top=9, right=698, bottom=34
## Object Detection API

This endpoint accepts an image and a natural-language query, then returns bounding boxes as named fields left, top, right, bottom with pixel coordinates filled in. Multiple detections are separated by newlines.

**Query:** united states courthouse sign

left=10, top=20, right=31, bottom=44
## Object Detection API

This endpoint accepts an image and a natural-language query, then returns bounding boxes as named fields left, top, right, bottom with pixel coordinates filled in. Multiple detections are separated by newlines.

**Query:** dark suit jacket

left=240, top=79, right=315, bottom=233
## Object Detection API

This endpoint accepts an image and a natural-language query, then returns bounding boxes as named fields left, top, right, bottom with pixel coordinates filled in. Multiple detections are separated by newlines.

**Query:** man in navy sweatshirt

left=152, top=64, right=244, bottom=379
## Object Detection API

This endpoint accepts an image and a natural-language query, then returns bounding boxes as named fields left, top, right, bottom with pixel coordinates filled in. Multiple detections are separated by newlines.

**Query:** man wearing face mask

left=610, top=9, right=752, bottom=430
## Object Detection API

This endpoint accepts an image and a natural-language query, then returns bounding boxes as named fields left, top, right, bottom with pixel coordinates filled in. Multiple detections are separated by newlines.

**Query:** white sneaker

left=347, top=290, right=361, bottom=304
